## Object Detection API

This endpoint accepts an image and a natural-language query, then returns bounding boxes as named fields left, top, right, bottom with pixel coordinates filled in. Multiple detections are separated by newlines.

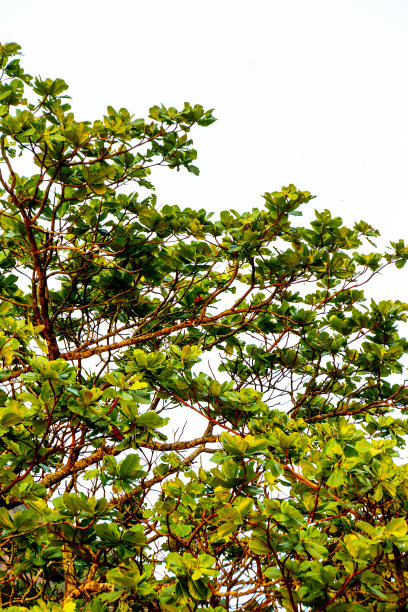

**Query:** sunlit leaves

left=2, top=39, right=408, bottom=611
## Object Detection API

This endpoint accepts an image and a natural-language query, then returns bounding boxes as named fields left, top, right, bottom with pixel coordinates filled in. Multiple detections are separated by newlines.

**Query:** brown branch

left=60, top=294, right=279, bottom=362
left=40, top=435, right=218, bottom=491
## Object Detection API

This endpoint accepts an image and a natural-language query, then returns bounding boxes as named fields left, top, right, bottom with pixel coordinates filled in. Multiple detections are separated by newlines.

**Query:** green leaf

left=304, top=542, right=329, bottom=560
left=237, top=497, right=253, bottom=516
left=119, top=454, right=144, bottom=480
left=2, top=41, right=408, bottom=611
left=187, top=577, right=209, bottom=601
left=209, top=380, right=222, bottom=396
left=248, top=537, right=271, bottom=555
left=137, top=411, right=164, bottom=429
left=216, top=522, right=238, bottom=539
left=0, top=507, right=13, bottom=529
left=326, top=468, right=345, bottom=488
left=386, top=518, right=408, bottom=537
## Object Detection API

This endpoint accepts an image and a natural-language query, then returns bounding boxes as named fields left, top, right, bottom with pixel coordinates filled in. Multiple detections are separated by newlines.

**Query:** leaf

left=221, top=461, right=239, bottom=482
left=386, top=518, right=408, bottom=537
left=326, top=468, right=345, bottom=488
left=0, top=507, right=13, bottom=529
left=83, top=469, right=99, bottom=481
left=248, top=537, right=271, bottom=555
left=99, top=590, right=125, bottom=603
left=119, top=454, right=144, bottom=480
left=137, top=411, right=164, bottom=429
left=133, top=349, right=148, bottom=367
left=237, top=497, right=253, bottom=516
left=129, top=379, right=148, bottom=390
left=280, top=500, right=305, bottom=524
left=216, top=522, right=238, bottom=539
left=187, top=577, right=209, bottom=601
left=89, top=182, right=106, bottom=195
left=34, top=336, right=48, bottom=352
left=122, top=526, right=146, bottom=546
left=304, top=542, right=329, bottom=560
left=0, top=301, right=10, bottom=314
left=146, top=352, right=166, bottom=369
left=356, top=520, right=378, bottom=538
left=302, top=492, right=315, bottom=512
left=0, top=402, right=25, bottom=426
left=60, top=492, right=90, bottom=515
left=209, top=380, right=222, bottom=396
left=220, top=433, right=248, bottom=456
left=172, top=524, right=192, bottom=537
left=95, top=523, right=121, bottom=545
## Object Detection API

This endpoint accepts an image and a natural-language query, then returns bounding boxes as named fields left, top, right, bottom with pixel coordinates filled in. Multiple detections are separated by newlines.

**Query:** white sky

left=3, top=0, right=408, bottom=298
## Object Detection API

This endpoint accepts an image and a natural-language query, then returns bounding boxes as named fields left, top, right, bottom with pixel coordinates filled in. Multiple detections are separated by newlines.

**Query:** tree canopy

left=2, top=41, right=408, bottom=611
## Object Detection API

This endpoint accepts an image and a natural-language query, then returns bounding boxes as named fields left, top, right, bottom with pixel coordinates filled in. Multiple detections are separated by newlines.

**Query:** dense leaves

left=1, top=42, right=408, bottom=610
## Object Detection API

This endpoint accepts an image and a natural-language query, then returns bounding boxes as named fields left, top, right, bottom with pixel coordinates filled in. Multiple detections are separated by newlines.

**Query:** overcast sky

left=3, top=0, right=408, bottom=296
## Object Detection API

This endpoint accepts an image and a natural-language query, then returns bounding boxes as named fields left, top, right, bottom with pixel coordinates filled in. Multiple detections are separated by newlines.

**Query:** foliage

left=1, top=41, right=408, bottom=611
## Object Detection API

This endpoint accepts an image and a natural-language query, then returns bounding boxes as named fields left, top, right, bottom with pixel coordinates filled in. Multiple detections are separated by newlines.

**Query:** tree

left=2, top=41, right=408, bottom=612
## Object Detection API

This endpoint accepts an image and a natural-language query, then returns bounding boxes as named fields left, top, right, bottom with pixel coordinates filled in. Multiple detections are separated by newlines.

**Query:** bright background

left=2, top=0, right=408, bottom=297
